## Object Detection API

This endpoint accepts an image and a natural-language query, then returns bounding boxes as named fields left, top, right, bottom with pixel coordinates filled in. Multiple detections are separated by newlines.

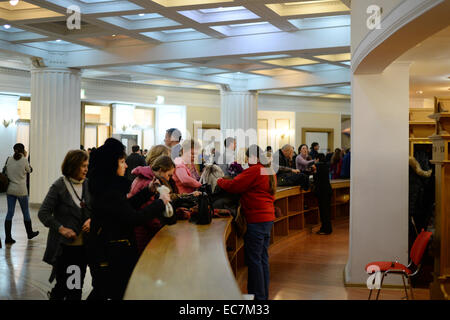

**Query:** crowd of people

left=1, top=132, right=350, bottom=301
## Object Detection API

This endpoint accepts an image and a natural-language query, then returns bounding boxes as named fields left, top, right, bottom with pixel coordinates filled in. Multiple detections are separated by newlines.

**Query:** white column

left=220, top=90, right=258, bottom=158
left=220, top=90, right=258, bottom=133
left=29, top=67, right=81, bottom=204
left=345, top=62, right=410, bottom=285
left=0, top=94, right=20, bottom=164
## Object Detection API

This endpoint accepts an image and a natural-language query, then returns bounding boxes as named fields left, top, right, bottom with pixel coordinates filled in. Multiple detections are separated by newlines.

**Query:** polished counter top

left=124, top=217, right=243, bottom=300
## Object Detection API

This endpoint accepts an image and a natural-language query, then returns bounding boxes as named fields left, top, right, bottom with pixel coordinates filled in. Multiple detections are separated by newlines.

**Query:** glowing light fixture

left=156, top=95, right=165, bottom=104
left=314, top=53, right=351, bottom=62
left=3, top=24, right=11, bottom=29
left=139, top=13, right=145, bottom=16
left=262, top=57, right=319, bottom=67
left=9, top=0, right=19, bottom=6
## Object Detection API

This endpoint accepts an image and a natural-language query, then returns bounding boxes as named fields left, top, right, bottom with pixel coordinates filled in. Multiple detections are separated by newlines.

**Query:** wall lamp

left=2, top=119, right=14, bottom=128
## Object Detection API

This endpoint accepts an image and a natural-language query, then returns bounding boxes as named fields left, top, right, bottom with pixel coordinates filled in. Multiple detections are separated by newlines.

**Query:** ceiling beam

left=65, top=26, right=350, bottom=68
left=247, top=68, right=350, bottom=91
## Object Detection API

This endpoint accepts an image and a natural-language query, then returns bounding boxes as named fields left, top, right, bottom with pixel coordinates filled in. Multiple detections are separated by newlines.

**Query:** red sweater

left=217, top=163, right=276, bottom=224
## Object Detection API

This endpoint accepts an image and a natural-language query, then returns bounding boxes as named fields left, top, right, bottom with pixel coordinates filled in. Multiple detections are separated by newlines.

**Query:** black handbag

left=195, top=192, right=213, bottom=225
left=0, top=157, right=10, bottom=193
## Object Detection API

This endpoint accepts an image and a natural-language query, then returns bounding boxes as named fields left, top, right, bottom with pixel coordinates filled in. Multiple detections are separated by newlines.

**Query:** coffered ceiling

left=0, top=0, right=352, bottom=98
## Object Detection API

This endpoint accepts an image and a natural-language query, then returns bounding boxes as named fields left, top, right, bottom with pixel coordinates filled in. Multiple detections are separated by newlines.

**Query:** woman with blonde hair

left=145, top=145, right=171, bottom=167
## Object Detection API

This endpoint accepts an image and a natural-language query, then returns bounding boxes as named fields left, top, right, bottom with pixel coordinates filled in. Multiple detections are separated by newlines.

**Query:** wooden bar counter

left=124, top=179, right=350, bottom=300
left=124, top=217, right=242, bottom=300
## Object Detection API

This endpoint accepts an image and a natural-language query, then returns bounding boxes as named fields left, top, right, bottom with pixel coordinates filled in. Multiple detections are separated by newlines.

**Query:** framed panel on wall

left=276, top=119, right=290, bottom=149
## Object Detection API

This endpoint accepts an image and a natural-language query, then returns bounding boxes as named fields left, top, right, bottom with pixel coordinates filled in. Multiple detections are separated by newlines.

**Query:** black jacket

left=276, top=150, right=296, bottom=175
left=87, top=176, right=166, bottom=266
left=309, top=150, right=319, bottom=160
left=313, top=162, right=332, bottom=196
left=89, top=176, right=165, bottom=244
left=125, top=153, right=146, bottom=182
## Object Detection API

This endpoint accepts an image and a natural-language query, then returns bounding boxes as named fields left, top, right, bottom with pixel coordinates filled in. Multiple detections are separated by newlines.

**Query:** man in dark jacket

left=313, top=153, right=333, bottom=235
left=309, top=142, right=320, bottom=160
left=125, top=145, right=146, bottom=182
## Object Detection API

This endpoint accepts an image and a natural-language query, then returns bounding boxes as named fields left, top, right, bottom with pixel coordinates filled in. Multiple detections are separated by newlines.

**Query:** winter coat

left=173, top=157, right=202, bottom=194
left=86, top=175, right=166, bottom=273
left=38, top=177, right=91, bottom=266
left=127, top=166, right=168, bottom=255
left=217, top=163, right=276, bottom=224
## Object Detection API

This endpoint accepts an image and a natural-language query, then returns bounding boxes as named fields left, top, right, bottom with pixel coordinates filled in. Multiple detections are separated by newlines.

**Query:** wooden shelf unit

left=225, top=180, right=350, bottom=278
left=428, top=97, right=450, bottom=299
left=409, top=108, right=435, bottom=157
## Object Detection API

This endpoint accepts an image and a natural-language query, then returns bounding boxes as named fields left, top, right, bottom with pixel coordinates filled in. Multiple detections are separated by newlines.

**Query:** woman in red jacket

left=217, top=145, right=276, bottom=300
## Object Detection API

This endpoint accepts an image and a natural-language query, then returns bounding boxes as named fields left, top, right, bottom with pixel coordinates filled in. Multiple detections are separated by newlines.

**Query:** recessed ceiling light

left=112, top=34, right=116, bottom=37
left=9, top=0, right=19, bottom=6
left=3, top=24, right=11, bottom=29
left=139, top=13, right=145, bottom=16
left=55, top=39, right=61, bottom=42
left=416, top=90, right=423, bottom=94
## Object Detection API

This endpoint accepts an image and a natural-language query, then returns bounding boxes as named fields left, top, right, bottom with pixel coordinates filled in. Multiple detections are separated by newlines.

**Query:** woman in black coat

left=313, top=153, right=333, bottom=235
left=86, top=138, right=170, bottom=300
left=38, top=150, right=91, bottom=300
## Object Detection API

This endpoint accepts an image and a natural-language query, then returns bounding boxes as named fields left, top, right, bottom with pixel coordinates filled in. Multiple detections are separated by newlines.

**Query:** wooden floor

left=0, top=194, right=429, bottom=300
left=267, top=218, right=430, bottom=300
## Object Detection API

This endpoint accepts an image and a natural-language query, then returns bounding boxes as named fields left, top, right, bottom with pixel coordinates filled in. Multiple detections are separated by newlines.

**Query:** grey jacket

left=38, top=177, right=91, bottom=266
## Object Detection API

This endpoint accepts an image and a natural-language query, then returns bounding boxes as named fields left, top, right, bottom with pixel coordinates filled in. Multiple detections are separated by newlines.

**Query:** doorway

left=301, top=128, right=334, bottom=154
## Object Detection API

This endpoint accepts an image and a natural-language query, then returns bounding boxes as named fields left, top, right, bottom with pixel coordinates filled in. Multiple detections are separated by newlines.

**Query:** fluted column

left=30, top=67, right=81, bottom=204
left=220, top=90, right=258, bottom=159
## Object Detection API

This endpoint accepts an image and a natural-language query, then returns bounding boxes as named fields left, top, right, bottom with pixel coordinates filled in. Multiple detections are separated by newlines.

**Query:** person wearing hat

left=86, top=138, right=171, bottom=300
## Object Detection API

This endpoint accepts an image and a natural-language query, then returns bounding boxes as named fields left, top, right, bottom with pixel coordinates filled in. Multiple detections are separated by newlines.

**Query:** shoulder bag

left=0, top=157, right=10, bottom=193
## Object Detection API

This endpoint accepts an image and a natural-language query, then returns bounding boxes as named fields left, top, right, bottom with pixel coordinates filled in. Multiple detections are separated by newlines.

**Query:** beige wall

left=186, top=106, right=221, bottom=136
left=295, top=112, right=342, bottom=152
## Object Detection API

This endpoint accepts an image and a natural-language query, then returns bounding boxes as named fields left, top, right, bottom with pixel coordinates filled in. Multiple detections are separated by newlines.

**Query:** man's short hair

left=311, top=142, right=319, bottom=149
left=132, top=145, right=140, bottom=153
left=224, top=137, right=236, bottom=148
left=166, top=128, right=182, bottom=142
